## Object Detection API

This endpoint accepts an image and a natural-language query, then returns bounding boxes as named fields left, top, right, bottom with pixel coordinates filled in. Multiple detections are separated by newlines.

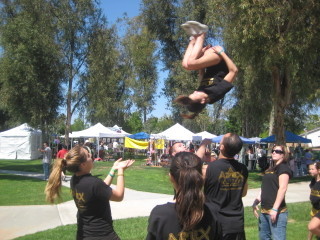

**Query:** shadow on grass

left=0, top=173, right=44, bottom=182
left=0, top=159, right=43, bottom=173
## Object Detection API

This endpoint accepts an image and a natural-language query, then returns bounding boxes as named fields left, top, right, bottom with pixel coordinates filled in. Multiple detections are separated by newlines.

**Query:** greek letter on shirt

left=168, top=226, right=211, bottom=240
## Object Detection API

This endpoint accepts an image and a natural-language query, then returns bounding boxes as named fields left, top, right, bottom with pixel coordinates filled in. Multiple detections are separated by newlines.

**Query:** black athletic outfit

left=71, top=174, right=119, bottom=240
left=146, top=202, right=222, bottom=240
left=204, top=158, right=248, bottom=239
left=197, top=59, right=233, bottom=104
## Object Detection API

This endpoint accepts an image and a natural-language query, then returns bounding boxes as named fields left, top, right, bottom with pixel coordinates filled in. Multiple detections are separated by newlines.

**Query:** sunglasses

left=272, top=149, right=284, bottom=154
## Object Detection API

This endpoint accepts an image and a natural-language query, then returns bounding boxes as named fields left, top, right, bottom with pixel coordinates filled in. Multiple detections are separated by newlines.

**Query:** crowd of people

left=38, top=20, right=319, bottom=240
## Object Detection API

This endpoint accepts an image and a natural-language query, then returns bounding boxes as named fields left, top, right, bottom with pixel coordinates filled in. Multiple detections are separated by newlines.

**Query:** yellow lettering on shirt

left=167, top=226, right=211, bottom=240
left=71, top=189, right=86, bottom=211
left=218, top=167, right=244, bottom=190
left=311, top=189, right=320, bottom=198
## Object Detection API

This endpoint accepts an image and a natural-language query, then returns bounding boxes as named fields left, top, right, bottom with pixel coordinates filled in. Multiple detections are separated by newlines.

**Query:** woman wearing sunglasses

left=252, top=145, right=293, bottom=240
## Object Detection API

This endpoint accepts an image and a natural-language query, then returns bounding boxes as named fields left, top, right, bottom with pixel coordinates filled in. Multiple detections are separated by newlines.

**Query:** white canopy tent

left=193, top=131, right=217, bottom=141
left=69, top=123, right=127, bottom=138
left=110, top=125, right=131, bottom=135
left=155, top=123, right=195, bottom=141
left=0, top=123, right=42, bottom=160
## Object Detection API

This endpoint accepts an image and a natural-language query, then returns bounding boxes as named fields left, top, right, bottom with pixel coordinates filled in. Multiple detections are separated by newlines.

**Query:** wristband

left=271, top=208, right=278, bottom=212
left=109, top=172, right=115, bottom=177
left=218, top=49, right=224, bottom=55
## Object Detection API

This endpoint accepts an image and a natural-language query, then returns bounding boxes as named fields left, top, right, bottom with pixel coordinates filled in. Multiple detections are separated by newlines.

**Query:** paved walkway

left=0, top=170, right=310, bottom=240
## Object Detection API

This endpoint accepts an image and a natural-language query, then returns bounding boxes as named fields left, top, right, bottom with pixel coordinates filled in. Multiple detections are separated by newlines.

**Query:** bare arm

left=195, top=139, right=212, bottom=159
left=109, top=168, right=125, bottom=202
left=270, top=173, right=290, bottom=223
left=103, top=159, right=135, bottom=202
left=252, top=190, right=261, bottom=218
left=211, top=46, right=238, bottom=83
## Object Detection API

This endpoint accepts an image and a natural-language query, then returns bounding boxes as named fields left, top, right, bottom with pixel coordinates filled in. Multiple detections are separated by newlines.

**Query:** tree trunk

left=271, top=66, right=291, bottom=145
left=65, top=70, right=73, bottom=146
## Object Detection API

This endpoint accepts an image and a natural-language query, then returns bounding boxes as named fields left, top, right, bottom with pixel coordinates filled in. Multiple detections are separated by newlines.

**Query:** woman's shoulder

left=151, top=202, right=175, bottom=214
left=276, top=162, right=293, bottom=177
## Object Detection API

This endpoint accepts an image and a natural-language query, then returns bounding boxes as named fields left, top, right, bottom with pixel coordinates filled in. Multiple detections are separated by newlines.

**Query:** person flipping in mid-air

left=176, top=21, right=238, bottom=119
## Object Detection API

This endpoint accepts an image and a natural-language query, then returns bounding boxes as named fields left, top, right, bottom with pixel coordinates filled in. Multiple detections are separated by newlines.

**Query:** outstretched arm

left=104, top=158, right=135, bottom=202
left=196, top=139, right=212, bottom=159
left=211, top=46, right=238, bottom=83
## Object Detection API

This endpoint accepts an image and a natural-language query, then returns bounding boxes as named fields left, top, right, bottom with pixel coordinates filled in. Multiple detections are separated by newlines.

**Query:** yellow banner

left=125, top=137, right=149, bottom=149
left=155, top=139, right=165, bottom=149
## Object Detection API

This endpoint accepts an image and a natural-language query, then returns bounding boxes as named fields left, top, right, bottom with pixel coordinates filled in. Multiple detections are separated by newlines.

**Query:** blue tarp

left=127, top=132, right=150, bottom=140
left=261, top=131, right=312, bottom=143
left=211, top=135, right=255, bottom=144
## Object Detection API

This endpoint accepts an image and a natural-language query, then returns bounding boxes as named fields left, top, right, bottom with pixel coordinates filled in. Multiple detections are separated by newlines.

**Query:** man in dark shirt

left=204, top=133, right=248, bottom=240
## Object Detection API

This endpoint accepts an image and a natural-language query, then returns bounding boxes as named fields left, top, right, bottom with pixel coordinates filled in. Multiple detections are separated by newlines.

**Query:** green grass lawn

left=15, top=201, right=311, bottom=240
left=0, top=173, right=73, bottom=205
left=0, top=158, right=313, bottom=239
left=0, top=158, right=311, bottom=205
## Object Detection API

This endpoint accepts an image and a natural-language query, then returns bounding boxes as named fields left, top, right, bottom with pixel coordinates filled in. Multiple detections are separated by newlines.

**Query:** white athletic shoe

left=181, top=22, right=199, bottom=36
left=187, top=21, right=208, bottom=34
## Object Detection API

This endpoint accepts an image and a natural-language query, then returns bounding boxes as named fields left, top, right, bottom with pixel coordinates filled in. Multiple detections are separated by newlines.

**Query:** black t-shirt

left=310, top=178, right=320, bottom=210
left=261, top=163, right=293, bottom=210
left=204, top=158, right=248, bottom=234
left=71, top=174, right=117, bottom=240
left=197, top=61, right=233, bottom=104
left=146, top=202, right=222, bottom=240
left=203, top=60, right=228, bottom=79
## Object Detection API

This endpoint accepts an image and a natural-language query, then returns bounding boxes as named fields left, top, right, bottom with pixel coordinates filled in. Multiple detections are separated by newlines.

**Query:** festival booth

left=156, top=123, right=195, bottom=141
left=69, top=123, right=127, bottom=139
left=69, top=123, right=129, bottom=159
left=260, top=131, right=312, bottom=144
left=0, top=123, right=42, bottom=160
left=125, top=132, right=166, bottom=166
left=109, top=125, right=131, bottom=135
left=193, top=131, right=217, bottom=142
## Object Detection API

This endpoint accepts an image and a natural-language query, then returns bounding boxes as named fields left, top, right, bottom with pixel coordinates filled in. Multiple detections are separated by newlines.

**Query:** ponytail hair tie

left=61, top=158, right=67, bottom=170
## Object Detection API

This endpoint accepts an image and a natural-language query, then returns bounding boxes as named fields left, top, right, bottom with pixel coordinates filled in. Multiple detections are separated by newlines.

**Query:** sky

left=100, top=1, right=171, bottom=119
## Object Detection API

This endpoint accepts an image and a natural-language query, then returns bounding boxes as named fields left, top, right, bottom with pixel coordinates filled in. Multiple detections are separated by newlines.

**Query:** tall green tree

left=49, top=0, right=104, bottom=144
left=122, top=16, right=158, bottom=123
left=0, top=0, right=63, bottom=139
left=207, top=0, right=320, bottom=143
left=86, top=24, right=130, bottom=126
left=124, top=111, right=143, bottom=133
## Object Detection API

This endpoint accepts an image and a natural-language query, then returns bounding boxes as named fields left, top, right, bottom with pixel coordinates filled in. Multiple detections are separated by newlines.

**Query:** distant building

left=302, top=127, right=320, bottom=148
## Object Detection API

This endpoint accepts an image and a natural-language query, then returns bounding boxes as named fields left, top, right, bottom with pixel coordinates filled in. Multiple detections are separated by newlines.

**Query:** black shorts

left=197, top=78, right=233, bottom=104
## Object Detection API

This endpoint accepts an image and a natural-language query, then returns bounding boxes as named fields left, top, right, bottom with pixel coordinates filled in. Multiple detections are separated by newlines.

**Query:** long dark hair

left=174, top=95, right=206, bottom=119
left=170, top=152, right=205, bottom=231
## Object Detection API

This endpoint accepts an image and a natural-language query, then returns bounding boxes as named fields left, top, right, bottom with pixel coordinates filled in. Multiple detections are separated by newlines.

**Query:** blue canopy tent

left=127, top=132, right=150, bottom=140
left=260, top=131, right=312, bottom=143
left=211, top=135, right=255, bottom=144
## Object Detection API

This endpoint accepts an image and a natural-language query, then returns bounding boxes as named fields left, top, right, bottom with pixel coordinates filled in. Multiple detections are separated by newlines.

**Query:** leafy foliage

left=0, top=0, right=63, bottom=134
